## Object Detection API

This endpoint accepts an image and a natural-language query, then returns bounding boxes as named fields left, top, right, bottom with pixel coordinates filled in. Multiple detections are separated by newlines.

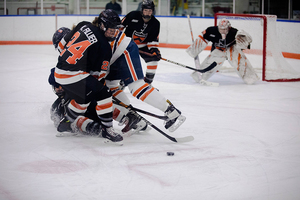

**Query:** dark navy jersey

left=121, top=11, right=160, bottom=48
left=202, top=26, right=238, bottom=51
left=56, top=22, right=112, bottom=74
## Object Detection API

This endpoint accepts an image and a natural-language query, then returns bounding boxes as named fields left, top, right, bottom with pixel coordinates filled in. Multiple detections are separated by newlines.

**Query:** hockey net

left=214, top=13, right=300, bottom=82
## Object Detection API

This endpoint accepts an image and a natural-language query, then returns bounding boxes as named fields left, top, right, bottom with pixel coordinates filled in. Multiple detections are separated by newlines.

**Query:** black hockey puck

left=167, top=152, right=174, bottom=156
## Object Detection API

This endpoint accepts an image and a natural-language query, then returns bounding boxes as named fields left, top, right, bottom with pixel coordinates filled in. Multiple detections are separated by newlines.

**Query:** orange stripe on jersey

left=118, top=33, right=126, bottom=47
left=70, top=99, right=88, bottom=111
left=110, top=86, right=119, bottom=91
left=132, top=83, right=148, bottom=97
left=58, top=41, right=64, bottom=50
left=54, top=71, right=89, bottom=79
left=147, top=65, right=157, bottom=70
left=124, top=50, right=138, bottom=81
left=98, top=73, right=106, bottom=80
left=96, top=102, right=113, bottom=111
left=147, top=44, right=159, bottom=48
left=140, top=87, right=155, bottom=101
left=110, top=40, right=116, bottom=50
left=113, top=90, right=123, bottom=97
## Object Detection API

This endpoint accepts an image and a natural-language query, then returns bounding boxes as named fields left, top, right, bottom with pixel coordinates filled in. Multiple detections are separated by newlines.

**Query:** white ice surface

left=0, top=45, right=300, bottom=200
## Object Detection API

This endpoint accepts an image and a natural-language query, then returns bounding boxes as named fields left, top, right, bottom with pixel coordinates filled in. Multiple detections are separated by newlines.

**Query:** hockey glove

left=150, top=48, right=161, bottom=61
left=235, top=30, right=252, bottom=49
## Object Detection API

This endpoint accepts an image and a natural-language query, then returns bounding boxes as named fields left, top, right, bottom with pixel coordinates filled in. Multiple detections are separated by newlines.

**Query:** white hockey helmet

left=218, top=19, right=231, bottom=35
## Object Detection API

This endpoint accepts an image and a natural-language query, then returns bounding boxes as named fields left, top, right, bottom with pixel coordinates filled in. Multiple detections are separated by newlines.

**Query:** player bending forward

left=54, top=10, right=123, bottom=145
left=186, top=19, right=259, bottom=84
left=50, top=12, right=186, bottom=139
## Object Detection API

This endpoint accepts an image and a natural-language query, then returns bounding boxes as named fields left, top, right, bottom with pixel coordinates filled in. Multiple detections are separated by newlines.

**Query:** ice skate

left=164, top=103, right=186, bottom=132
left=121, top=111, right=149, bottom=135
left=84, top=121, right=103, bottom=136
left=56, top=117, right=78, bottom=137
left=102, top=126, right=123, bottom=145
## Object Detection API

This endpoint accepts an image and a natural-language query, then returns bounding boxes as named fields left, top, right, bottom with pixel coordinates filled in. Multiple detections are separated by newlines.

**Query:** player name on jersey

left=81, top=25, right=98, bottom=44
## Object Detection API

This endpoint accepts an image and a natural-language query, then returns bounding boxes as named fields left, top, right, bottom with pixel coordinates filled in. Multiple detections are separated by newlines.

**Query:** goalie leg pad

left=226, top=46, right=259, bottom=84
left=200, top=49, right=226, bottom=81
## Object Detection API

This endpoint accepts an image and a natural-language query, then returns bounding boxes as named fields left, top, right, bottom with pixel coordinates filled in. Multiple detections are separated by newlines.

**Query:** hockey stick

left=113, top=98, right=194, bottom=143
left=139, top=50, right=214, bottom=73
left=187, top=15, right=219, bottom=87
left=161, top=58, right=216, bottom=73
left=113, top=98, right=168, bottom=120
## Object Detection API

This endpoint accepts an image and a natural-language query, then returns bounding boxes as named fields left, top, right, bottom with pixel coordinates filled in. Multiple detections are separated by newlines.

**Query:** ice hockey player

left=49, top=27, right=71, bottom=128
left=105, top=29, right=185, bottom=135
left=121, top=0, right=161, bottom=84
left=54, top=9, right=123, bottom=145
left=50, top=20, right=186, bottom=137
left=186, top=19, right=259, bottom=84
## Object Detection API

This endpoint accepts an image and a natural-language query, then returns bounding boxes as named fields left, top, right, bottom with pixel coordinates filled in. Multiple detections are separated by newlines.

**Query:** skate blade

left=56, top=132, right=78, bottom=137
left=168, top=115, right=186, bottom=132
left=104, top=139, right=123, bottom=146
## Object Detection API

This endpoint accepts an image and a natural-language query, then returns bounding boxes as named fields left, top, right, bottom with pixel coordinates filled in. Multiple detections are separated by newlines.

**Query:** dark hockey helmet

left=141, top=0, right=155, bottom=12
left=52, top=27, right=71, bottom=49
left=98, top=9, right=122, bottom=31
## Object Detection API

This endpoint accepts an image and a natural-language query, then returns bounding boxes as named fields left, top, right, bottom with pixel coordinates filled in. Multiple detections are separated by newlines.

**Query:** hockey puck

left=167, top=152, right=174, bottom=156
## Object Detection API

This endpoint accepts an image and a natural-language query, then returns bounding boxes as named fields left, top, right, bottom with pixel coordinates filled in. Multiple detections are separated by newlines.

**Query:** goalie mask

left=52, top=27, right=71, bottom=51
left=98, top=9, right=122, bottom=41
left=218, top=19, right=231, bottom=38
left=141, top=0, right=155, bottom=20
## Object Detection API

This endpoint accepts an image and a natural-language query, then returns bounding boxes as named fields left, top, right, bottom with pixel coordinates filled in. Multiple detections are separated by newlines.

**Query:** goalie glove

left=235, top=29, right=252, bottom=49
left=186, top=34, right=208, bottom=58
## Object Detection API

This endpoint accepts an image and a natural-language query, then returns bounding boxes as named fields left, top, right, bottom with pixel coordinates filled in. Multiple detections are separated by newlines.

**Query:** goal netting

left=215, top=13, right=300, bottom=82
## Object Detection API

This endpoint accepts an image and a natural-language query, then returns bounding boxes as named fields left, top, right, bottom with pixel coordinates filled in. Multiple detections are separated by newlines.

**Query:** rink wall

left=0, top=15, right=299, bottom=58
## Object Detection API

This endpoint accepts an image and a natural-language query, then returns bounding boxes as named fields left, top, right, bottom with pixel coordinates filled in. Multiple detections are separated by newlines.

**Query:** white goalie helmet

left=218, top=19, right=231, bottom=35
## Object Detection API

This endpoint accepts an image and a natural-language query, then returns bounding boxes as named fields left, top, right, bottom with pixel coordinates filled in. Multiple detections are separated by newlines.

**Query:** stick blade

left=174, top=135, right=194, bottom=143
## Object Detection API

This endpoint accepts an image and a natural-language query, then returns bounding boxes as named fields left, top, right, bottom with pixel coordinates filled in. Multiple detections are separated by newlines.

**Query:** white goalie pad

left=199, top=49, right=226, bottom=81
left=226, top=46, right=259, bottom=84
left=186, top=35, right=208, bottom=58
left=235, top=29, right=252, bottom=49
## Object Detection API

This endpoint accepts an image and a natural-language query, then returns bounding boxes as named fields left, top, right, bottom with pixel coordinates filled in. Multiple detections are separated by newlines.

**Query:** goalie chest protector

left=203, top=26, right=238, bottom=51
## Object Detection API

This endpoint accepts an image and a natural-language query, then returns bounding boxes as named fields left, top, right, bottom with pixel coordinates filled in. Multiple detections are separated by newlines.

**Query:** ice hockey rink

left=0, top=44, right=300, bottom=200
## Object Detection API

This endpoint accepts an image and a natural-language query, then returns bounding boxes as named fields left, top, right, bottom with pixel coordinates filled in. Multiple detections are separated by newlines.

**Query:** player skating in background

left=186, top=19, right=259, bottom=84
left=121, top=0, right=161, bottom=84
left=54, top=9, right=123, bottom=145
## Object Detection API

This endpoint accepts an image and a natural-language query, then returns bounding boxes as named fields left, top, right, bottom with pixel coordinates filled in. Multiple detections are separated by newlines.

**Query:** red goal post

left=214, top=13, right=300, bottom=82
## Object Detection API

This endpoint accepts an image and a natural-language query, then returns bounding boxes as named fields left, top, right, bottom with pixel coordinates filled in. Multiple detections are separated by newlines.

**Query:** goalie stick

left=161, top=58, right=217, bottom=73
left=113, top=98, right=194, bottom=143
left=139, top=50, right=215, bottom=73
left=187, top=15, right=219, bottom=87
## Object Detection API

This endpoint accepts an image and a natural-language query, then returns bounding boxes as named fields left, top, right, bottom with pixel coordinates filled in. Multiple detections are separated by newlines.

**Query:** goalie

left=186, top=19, right=259, bottom=84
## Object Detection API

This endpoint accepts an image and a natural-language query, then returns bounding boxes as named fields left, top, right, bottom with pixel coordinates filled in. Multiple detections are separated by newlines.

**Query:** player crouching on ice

left=49, top=12, right=186, bottom=140
left=186, top=19, right=259, bottom=85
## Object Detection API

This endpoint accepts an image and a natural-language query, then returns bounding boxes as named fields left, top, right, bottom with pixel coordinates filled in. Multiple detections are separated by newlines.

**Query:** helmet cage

left=218, top=19, right=231, bottom=35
